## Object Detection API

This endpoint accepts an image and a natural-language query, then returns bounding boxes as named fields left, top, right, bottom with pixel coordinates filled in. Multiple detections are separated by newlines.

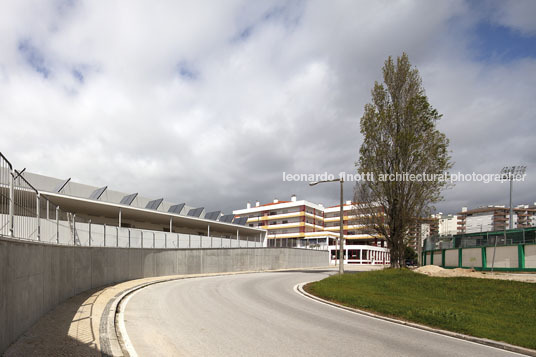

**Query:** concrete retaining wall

left=0, top=236, right=327, bottom=353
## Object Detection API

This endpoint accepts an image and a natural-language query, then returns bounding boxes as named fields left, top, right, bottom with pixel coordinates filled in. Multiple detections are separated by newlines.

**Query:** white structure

left=233, top=196, right=389, bottom=264
left=328, top=244, right=390, bottom=265
left=435, top=213, right=458, bottom=236
left=0, top=164, right=266, bottom=248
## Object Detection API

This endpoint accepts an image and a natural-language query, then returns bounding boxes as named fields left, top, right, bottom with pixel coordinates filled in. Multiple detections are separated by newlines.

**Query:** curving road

left=122, top=270, right=524, bottom=357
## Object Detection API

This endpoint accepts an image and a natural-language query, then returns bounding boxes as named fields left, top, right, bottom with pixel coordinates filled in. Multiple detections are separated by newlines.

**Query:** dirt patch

left=414, top=266, right=536, bottom=283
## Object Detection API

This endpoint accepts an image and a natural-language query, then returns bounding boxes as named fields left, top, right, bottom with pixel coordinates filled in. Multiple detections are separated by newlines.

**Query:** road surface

left=123, top=270, right=524, bottom=356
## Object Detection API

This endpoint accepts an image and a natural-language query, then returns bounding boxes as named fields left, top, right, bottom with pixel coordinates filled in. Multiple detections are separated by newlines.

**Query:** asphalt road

left=123, top=270, right=524, bottom=357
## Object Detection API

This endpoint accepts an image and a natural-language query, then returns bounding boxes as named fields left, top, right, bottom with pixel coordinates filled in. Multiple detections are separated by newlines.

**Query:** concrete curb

left=101, top=267, right=332, bottom=356
left=296, top=283, right=536, bottom=357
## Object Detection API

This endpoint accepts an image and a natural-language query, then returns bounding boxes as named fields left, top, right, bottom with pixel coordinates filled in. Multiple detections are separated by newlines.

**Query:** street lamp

left=310, top=178, right=344, bottom=275
left=500, top=166, right=526, bottom=229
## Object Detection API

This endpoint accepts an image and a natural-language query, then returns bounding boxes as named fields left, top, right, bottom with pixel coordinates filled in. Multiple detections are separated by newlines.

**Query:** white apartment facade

left=233, top=195, right=389, bottom=265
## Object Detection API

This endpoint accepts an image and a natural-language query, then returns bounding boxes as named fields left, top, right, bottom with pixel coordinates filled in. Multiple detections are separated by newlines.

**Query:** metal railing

left=0, top=152, right=265, bottom=249
left=424, top=227, right=536, bottom=251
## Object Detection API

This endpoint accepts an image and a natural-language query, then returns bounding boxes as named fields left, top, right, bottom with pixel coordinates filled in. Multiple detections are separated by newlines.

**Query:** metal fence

left=0, top=152, right=264, bottom=249
left=424, top=227, right=536, bottom=251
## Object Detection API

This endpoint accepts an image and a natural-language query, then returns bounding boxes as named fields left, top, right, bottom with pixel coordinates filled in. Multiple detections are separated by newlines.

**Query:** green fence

left=422, top=242, right=536, bottom=272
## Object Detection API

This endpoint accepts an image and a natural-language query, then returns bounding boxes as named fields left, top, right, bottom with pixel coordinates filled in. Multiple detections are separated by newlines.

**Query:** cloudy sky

left=1, top=0, right=535, bottom=215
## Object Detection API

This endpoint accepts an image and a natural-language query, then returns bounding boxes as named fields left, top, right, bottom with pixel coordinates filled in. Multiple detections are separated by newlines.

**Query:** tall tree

left=355, top=53, right=452, bottom=268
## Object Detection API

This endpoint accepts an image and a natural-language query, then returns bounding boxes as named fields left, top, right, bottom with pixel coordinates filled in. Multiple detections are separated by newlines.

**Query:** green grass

left=305, top=269, right=536, bottom=350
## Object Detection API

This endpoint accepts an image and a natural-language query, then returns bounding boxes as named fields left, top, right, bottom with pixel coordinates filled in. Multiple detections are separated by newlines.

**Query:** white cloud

left=0, top=0, right=534, bottom=213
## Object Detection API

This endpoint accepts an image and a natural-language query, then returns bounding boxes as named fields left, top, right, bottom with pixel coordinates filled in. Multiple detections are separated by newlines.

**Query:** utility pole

left=310, top=178, right=345, bottom=274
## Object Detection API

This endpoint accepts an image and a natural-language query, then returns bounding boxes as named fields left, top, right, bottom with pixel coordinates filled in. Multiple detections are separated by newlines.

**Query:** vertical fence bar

left=103, top=223, right=106, bottom=247
left=88, top=219, right=92, bottom=246
left=153, top=232, right=155, bottom=248
left=56, top=206, right=59, bottom=244
left=9, top=169, right=14, bottom=237
left=73, top=214, right=76, bottom=245
left=36, top=194, right=41, bottom=241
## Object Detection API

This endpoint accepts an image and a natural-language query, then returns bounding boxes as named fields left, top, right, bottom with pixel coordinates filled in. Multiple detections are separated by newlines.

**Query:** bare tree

left=354, top=53, right=452, bottom=268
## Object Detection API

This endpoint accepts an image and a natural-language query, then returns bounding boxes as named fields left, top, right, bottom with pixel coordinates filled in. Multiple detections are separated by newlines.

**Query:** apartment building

left=457, top=205, right=536, bottom=234
left=323, top=202, right=386, bottom=247
left=233, top=195, right=333, bottom=248
left=233, top=196, right=389, bottom=265
left=436, top=213, right=458, bottom=236
left=407, top=217, right=439, bottom=252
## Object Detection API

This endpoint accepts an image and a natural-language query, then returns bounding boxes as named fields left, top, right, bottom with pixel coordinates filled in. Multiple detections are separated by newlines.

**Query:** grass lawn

left=304, top=269, right=536, bottom=350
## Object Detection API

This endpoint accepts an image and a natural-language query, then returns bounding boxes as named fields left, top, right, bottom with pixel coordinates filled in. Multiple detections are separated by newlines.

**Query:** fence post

left=88, top=219, right=92, bottom=246
left=141, top=231, right=144, bottom=248
left=103, top=223, right=106, bottom=247
left=165, top=233, right=167, bottom=249
left=116, top=226, right=119, bottom=247
left=518, top=244, right=525, bottom=270
left=36, top=194, right=41, bottom=241
left=153, top=232, right=155, bottom=248
left=73, top=214, right=77, bottom=245
left=56, top=206, right=59, bottom=244
left=189, top=234, right=191, bottom=248
left=128, top=229, right=131, bottom=248
left=9, top=169, right=14, bottom=237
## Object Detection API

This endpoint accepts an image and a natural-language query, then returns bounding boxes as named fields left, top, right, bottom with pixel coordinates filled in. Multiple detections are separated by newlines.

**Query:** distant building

left=407, top=217, right=439, bottom=252
left=436, top=213, right=458, bottom=236
left=233, top=195, right=389, bottom=265
left=232, top=195, right=330, bottom=248
left=457, top=204, right=536, bottom=234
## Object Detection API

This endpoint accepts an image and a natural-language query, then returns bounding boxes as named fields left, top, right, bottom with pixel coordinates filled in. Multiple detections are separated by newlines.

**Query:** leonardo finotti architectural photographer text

left=282, top=172, right=526, bottom=184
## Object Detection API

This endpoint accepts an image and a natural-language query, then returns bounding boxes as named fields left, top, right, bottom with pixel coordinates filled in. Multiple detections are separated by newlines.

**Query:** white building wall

left=465, top=213, right=494, bottom=233
left=438, top=215, right=458, bottom=236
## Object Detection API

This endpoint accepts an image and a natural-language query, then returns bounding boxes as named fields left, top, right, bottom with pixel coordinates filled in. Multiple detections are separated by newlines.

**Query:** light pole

left=500, top=166, right=526, bottom=229
left=310, top=178, right=344, bottom=274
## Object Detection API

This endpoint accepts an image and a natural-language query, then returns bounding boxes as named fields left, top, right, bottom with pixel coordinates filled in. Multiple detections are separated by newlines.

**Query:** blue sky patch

left=472, top=21, right=536, bottom=63
left=18, top=39, right=51, bottom=78
left=72, top=68, right=84, bottom=83
left=177, top=62, right=198, bottom=80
